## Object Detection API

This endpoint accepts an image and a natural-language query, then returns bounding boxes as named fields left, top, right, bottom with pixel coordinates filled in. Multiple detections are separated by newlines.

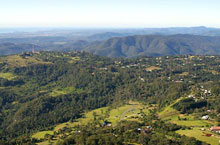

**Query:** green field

left=159, top=98, right=215, bottom=127
left=158, top=98, right=182, bottom=119
left=0, top=55, right=51, bottom=67
left=32, top=131, right=54, bottom=140
left=159, top=98, right=219, bottom=145
left=68, top=56, right=80, bottom=63
left=0, top=72, right=17, bottom=80
left=50, top=87, right=83, bottom=97
left=33, top=101, right=150, bottom=144
left=177, top=128, right=220, bottom=145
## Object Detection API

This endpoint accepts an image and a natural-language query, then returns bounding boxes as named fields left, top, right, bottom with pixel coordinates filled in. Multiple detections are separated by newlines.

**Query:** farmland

left=32, top=101, right=150, bottom=144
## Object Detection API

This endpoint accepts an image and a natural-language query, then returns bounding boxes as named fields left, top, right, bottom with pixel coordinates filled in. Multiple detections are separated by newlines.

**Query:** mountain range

left=1, top=27, right=220, bottom=57
left=85, top=34, right=220, bottom=57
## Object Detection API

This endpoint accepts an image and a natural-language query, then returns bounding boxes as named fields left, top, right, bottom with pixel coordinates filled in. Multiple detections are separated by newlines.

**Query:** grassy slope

left=0, top=72, right=17, bottom=80
left=0, top=55, right=51, bottom=67
left=49, top=87, right=84, bottom=97
left=33, top=101, right=149, bottom=144
left=177, top=128, right=220, bottom=145
left=159, top=98, right=220, bottom=145
left=32, top=131, right=54, bottom=140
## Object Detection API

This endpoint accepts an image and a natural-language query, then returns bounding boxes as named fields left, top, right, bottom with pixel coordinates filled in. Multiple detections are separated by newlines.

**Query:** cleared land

left=32, top=131, right=54, bottom=140
left=49, top=87, right=83, bottom=97
left=146, top=66, right=161, bottom=71
left=33, top=101, right=150, bottom=144
left=0, top=72, right=17, bottom=80
left=0, top=55, right=51, bottom=67
left=159, top=98, right=219, bottom=145
left=177, top=128, right=220, bottom=145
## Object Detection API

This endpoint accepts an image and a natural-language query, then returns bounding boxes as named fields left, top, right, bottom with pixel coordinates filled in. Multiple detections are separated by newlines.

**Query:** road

left=120, top=105, right=138, bottom=121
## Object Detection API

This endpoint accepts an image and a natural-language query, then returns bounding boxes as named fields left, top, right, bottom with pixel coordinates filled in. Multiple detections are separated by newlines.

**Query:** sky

left=0, top=0, right=220, bottom=28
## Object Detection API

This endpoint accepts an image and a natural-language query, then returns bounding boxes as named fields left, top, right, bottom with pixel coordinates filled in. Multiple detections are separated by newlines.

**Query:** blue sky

left=0, top=0, right=219, bottom=27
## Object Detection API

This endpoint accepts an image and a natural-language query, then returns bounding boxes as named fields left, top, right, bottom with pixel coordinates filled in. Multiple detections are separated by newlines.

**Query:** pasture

left=177, top=128, right=220, bottom=145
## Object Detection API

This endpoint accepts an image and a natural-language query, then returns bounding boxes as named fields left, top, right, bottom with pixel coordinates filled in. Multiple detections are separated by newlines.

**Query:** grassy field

left=50, top=87, right=84, bottom=97
left=33, top=101, right=150, bottom=144
left=178, top=72, right=189, bottom=76
left=54, top=106, right=109, bottom=131
left=32, top=131, right=54, bottom=140
left=158, top=98, right=182, bottom=119
left=0, top=72, right=17, bottom=80
left=68, top=57, right=80, bottom=63
left=159, top=98, right=215, bottom=127
left=146, top=66, right=162, bottom=71
left=177, top=128, right=220, bottom=145
left=0, top=55, right=51, bottom=67
left=159, top=98, right=219, bottom=145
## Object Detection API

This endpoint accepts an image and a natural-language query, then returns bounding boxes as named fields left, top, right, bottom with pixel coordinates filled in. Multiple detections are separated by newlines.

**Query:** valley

left=0, top=51, right=220, bottom=145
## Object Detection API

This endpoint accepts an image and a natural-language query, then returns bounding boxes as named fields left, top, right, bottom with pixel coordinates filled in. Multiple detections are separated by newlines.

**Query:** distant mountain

left=85, top=34, right=220, bottom=57
left=87, top=32, right=131, bottom=41
left=139, top=26, right=220, bottom=36
left=0, top=43, right=40, bottom=55
left=2, top=31, right=220, bottom=57
left=85, top=27, right=220, bottom=38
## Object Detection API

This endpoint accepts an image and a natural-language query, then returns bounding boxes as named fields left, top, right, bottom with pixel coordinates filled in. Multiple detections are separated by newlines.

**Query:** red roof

left=210, top=127, right=220, bottom=131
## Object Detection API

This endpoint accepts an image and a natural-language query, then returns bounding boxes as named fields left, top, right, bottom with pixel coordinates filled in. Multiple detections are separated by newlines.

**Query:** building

left=210, top=126, right=220, bottom=133
left=201, top=115, right=209, bottom=120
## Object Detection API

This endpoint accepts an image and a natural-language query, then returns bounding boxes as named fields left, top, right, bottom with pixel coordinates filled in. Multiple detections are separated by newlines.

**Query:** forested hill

left=0, top=43, right=40, bottom=55
left=2, top=34, right=220, bottom=57
left=85, top=34, right=220, bottom=57
left=1, top=51, right=220, bottom=144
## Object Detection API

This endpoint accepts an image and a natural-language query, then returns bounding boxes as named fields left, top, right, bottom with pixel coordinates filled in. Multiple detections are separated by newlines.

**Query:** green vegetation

left=177, top=128, right=220, bottom=145
left=33, top=101, right=149, bottom=142
left=32, top=131, right=54, bottom=140
left=0, top=52, right=220, bottom=145
left=146, top=66, right=162, bottom=71
left=50, top=87, right=83, bottom=97
left=0, top=72, right=16, bottom=80
left=0, top=54, right=51, bottom=67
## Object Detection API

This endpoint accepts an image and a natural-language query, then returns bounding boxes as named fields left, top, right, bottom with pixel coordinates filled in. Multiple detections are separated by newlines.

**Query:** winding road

left=120, top=105, right=138, bottom=121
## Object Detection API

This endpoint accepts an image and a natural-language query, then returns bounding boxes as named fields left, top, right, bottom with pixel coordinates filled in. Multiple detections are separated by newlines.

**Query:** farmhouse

left=102, top=121, right=112, bottom=127
left=210, top=126, right=220, bottom=133
left=201, top=115, right=209, bottom=120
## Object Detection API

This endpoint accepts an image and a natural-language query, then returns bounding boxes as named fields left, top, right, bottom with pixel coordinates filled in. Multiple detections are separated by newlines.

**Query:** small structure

left=142, top=126, right=153, bottom=133
left=210, top=127, right=220, bottom=133
left=201, top=115, right=209, bottom=120
left=188, top=95, right=195, bottom=99
left=102, top=121, right=112, bottom=127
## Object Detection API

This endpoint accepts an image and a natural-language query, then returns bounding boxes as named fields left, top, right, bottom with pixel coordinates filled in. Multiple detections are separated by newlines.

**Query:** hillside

left=2, top=34, right=220, bottom=57
left=1, top=52, right=220, bottom=144
left=0, top=43, right=40, bottom=55
left=85, top=34, right=220, bottom=57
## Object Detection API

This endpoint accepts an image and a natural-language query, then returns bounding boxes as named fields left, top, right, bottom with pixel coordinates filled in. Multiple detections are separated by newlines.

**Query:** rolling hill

left=85, top=34, right=220, bottom=57
left=0, top=43, right=40, bottom=55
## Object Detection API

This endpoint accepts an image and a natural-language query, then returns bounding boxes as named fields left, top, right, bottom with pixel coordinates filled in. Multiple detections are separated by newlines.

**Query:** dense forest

left=0, top=51, right=220, bottom=144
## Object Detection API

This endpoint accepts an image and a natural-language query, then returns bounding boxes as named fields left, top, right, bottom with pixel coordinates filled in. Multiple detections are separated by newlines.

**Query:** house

left=201, top=115, right=209, bottom=120
left=210, top=127, right=220, bottom=133
left=142, top=126, right=153, bottom=133
left=188, top=95, right=195, bottom=99
left=102, top=121, right=112, bottom=127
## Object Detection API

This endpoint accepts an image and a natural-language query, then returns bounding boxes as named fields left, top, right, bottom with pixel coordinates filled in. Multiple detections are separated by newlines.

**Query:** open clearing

left=159, top=98, right=218, bottom=145
left=146, top=66, right=162, bottom=71
left=177, top=128, right=220, bottom=145
left=32, top=101, right=150, bottom=144
left=32, top=131, right=54, bottom=140
left=49, top=87, right=83, bottom=97
left=0, top=72, right=17, bottom=80
left=0, top=55, right=51, bottom=67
